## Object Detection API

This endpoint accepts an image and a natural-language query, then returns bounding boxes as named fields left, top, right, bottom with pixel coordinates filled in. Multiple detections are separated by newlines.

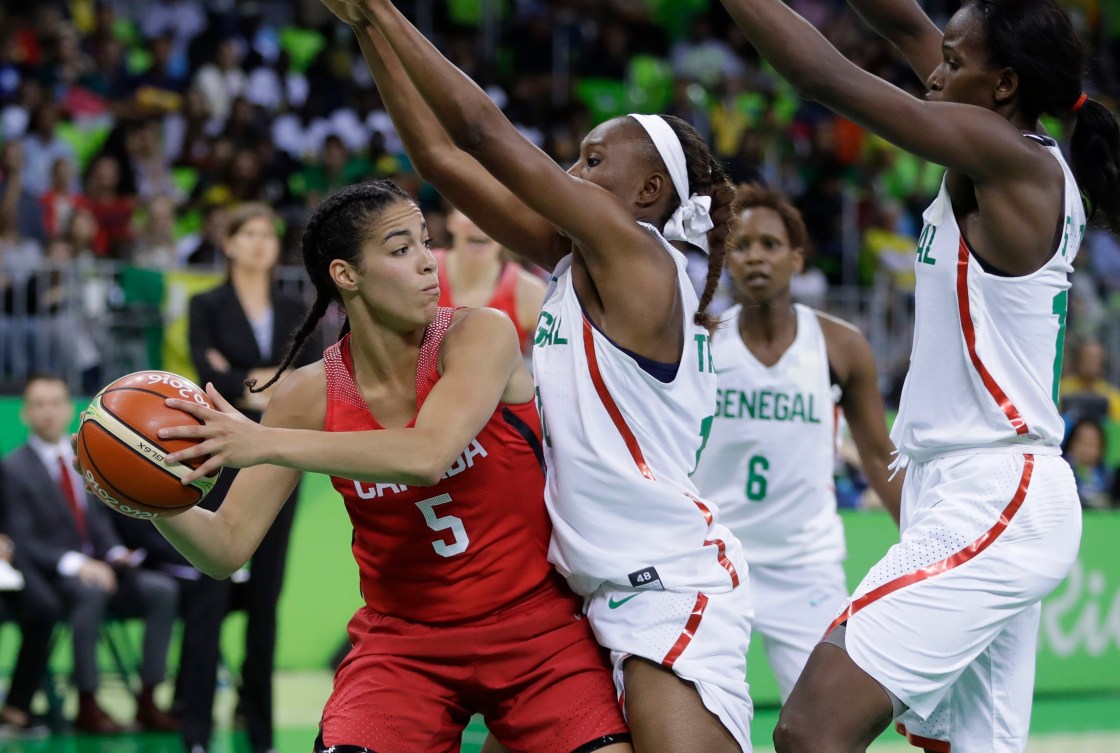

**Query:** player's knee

left=773, top=707, right=829, bottom=753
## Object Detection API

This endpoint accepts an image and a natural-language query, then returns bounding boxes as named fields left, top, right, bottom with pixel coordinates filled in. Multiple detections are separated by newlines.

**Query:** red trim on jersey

left=690, top=494, right=714, bottom=525
left=686, top=494, right=740, bottom=587
left=662, top=592, right=709, bottom=668
left=827, top=455, right=1034, bottom=635
left=956, top=238, right=1029, bottom=435
left=896, top=722, right=952, bottom=752
left=582, top=315, right=654, bottom=480
left=705, top=538, right=740, bottom=587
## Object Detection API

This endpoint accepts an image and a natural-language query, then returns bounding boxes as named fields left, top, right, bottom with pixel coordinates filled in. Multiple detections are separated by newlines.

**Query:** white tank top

left=892, top=137, right=1085, bottom=461
left=532, top=223, right=745, bottom=597
left=692, top=304, right=845, bottom=567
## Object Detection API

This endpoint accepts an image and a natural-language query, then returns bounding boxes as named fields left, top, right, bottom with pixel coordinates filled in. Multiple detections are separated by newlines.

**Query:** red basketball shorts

left=319, top=576, right=629, bottom=753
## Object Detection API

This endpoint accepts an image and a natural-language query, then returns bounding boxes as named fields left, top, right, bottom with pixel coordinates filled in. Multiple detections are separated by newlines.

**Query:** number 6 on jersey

left=416, top=493, right=470, bottom=557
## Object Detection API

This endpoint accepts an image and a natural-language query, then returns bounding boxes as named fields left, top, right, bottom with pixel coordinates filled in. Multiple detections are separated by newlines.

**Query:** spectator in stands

left=184, top=204, right=314, bottom=753
left=40, top=156, right=85, bottom=238
left=0, top=466, right=59, bottom=738
left=0, top=141, right=48, bottom=245
left=291, top=135, right=369, bottom=209
left=1060, top=339, right=1120, bottom=425
left=62, top=206, right=99, bottom=259
left=2, top=374, right=179, bottom=733
left=167, top=86, right=217, bottom=170
left=82, top=154, right=135, bottom=257
left=193, top=38, right=246, bottom=125
left=1062, top=417, right=1120, bottom=509
left=19, top=102, right=75, bottom=198
left=177, top=203, right=229, bottom=268
left=131, top=196, right=178, bottom=269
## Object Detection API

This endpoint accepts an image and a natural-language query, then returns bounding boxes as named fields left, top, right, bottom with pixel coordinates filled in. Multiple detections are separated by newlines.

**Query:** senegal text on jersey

left=715, top=388, right=823, bottom=423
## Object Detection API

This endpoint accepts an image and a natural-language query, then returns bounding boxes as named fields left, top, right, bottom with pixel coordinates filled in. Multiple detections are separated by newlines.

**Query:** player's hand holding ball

left=158, top=381, right=271, bottom=482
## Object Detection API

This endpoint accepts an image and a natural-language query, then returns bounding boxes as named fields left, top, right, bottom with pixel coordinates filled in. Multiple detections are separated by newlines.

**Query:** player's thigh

left=320, top=612, right=469, bottom=753
left=775, top=642, right=894, bottom=753
left=482, top=583, right=630, bottom=753
left=624, top=657, right=740, bottom=753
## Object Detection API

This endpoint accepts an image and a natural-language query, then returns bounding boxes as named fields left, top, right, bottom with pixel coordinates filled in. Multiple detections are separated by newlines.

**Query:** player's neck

left=230, top=267, right=271, bottom=302
left=346, top=312, right=427, bottom=388
left=737, top=296, right=797, bottom=363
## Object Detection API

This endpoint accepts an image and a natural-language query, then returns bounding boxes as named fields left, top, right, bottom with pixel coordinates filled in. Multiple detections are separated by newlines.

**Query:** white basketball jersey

left=692, top=304, right=845, bottom=567
left=531, top=223, right=744, bottom=597
left=892, top=137, right=1085, bottom=460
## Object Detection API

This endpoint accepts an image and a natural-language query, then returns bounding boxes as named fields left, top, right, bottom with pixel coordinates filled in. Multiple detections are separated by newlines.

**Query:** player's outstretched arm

left=332, top=2, right=567, bottom=271
left=824, top=318, right=902, bottom=524
left=843, top=0, right=944, bottom=83
left=354, top=0, right=674, bottom=305
left=162, top=309, right=527, bottom=485
left=718, top=0, right=1034, bottom=183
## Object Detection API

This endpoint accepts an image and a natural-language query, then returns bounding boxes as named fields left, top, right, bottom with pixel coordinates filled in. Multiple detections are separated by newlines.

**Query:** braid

left=654, top=115, right=733, bottom=332
left=695, top=161, right=734, bottom=332
left=248, top=295, right=331, bottom=393
left=246, top=179, right=414, bottom=394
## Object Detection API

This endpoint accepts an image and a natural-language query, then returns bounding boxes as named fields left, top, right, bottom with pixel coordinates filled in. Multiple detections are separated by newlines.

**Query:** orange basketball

left=76, top=370, right=221, bottom=519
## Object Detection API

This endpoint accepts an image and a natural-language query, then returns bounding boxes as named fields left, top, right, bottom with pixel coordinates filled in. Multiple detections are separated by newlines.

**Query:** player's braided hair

left=248, top=180, right=413, bottom=393
left=639, top=115, right=734, bottom=332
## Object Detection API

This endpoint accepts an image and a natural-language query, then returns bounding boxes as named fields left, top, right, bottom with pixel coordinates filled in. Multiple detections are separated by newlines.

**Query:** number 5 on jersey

left=415, top=493, right=470, bottom=557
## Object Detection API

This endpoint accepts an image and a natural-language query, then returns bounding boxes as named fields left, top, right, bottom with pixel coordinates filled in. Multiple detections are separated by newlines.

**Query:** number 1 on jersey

left=415, top=494, right=470, bottom=557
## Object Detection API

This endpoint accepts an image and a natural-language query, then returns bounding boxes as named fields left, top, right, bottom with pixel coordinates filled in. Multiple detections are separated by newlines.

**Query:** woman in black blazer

left=180, top=203, right=316, bottom=753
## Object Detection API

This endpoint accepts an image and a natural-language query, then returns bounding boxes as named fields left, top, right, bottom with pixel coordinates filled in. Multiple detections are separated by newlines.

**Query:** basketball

left=76, top=370, right=221, bottom=520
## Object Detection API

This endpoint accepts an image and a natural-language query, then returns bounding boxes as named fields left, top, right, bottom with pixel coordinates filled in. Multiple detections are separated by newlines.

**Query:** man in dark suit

left=0, top=463, right=59, bottom=737
left=2, top=375, right=179, bottom=734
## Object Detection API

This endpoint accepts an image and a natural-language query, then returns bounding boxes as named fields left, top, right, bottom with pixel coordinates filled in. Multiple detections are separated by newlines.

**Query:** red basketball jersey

left=324, top=307, right=552, bottom=623
left=436, top=250, right=530, bottom=350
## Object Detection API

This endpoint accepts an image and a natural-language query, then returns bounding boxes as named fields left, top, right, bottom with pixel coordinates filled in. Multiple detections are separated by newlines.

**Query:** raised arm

left=844, top=0, right=944, bottom=83
left=342, top=7, right=567, bottom=270
left=718, top=0, right=1033, bottom=181
left=352, top=0, right=676, bottom=322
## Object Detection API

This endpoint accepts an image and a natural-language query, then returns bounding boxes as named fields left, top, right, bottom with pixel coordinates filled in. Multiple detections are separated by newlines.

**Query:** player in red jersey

left=436, top=209, right=546, bottom=355
left=138, top=180, right=631, bottom=753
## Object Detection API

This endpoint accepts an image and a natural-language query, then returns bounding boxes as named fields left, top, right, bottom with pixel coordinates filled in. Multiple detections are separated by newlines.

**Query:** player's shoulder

left=261, top=360, right=327, bottom=430
left=811, top=308, right=866, bottom=346
left=812, top=308, right=873, bottom=377
left=446, top=306, right=520, bottom=347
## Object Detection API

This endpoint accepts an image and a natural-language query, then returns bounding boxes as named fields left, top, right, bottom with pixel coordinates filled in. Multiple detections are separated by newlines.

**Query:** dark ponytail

left=659, top=115, right=733, bottom=332
left=1070, top=98, right=1120, bottom=233
left=248, top=180, right=413, bottom=393
left=971, top=0, right=1120, bottom=231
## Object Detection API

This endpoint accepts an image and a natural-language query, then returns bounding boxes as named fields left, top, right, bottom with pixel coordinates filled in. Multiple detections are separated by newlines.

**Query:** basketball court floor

left=2, top=671, right=1117, bottom=752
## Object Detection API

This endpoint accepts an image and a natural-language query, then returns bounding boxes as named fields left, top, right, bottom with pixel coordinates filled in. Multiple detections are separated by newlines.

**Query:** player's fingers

left=164, top=397, right=214, bottom=420
left=158, top=423, right=213, bottom=442
left=206, top=383, right=238, bottom=414
left=164, top=437, right=222, bottom=464
left=182, top=456, right=222, bottom=484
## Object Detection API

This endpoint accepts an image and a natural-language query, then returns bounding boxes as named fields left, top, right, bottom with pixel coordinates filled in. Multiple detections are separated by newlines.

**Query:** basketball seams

left=79, top=424, right=199, bottom=517
left=93, top=392, right=217, bottom=481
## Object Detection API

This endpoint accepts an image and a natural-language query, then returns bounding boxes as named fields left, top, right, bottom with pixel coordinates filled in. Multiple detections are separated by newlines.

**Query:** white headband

left=628, top=113, right=714, bottom=254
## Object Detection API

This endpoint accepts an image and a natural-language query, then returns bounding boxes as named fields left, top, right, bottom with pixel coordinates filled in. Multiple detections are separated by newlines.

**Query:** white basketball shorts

left=834, top=452, right=1081, bottom=753
left=586, top=582, right=754, bottom=751
left=750, top=560, right=848, bottom=702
